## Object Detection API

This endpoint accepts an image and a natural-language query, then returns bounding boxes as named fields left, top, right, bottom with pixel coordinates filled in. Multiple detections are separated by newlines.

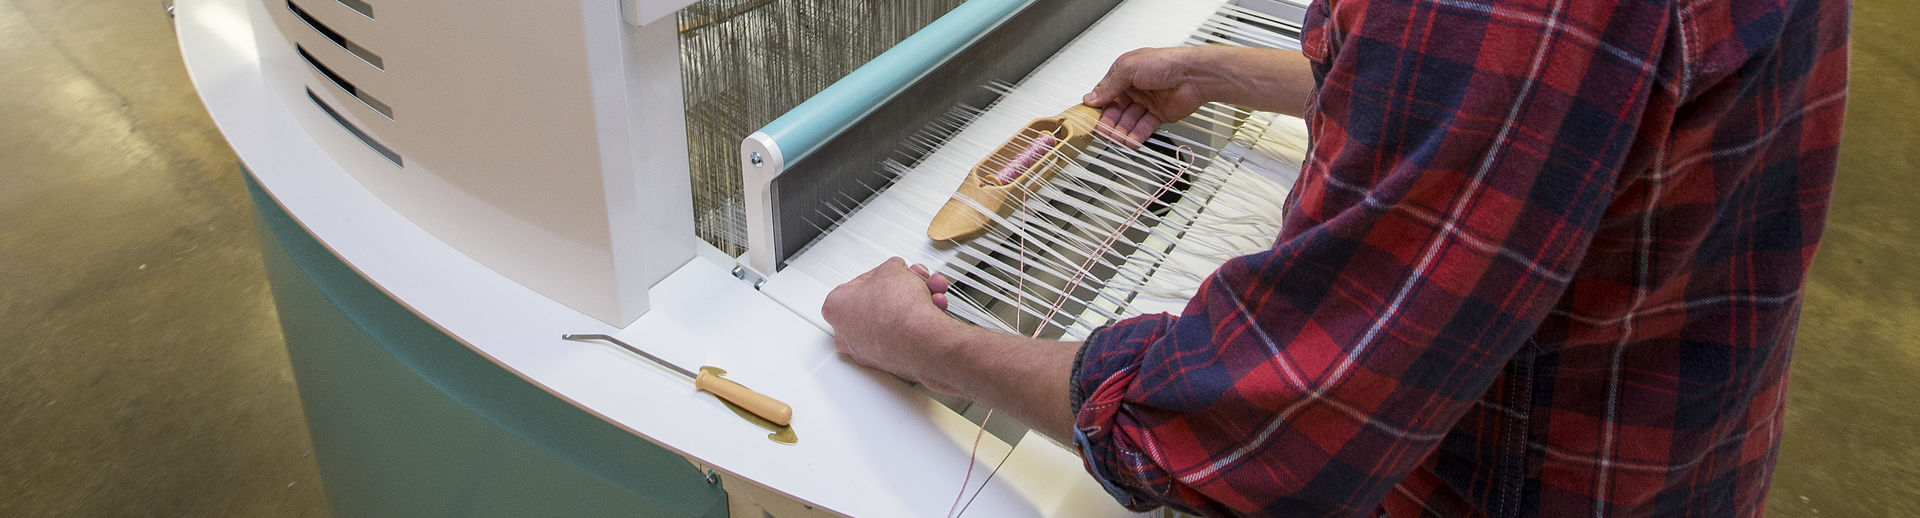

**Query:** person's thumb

left=1084, top=81, right=1121, bottom=107
left=1084, top=59, right=1136, bottom=107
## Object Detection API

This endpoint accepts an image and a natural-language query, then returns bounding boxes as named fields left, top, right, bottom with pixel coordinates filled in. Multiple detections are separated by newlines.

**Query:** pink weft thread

left=1035, top=145, right=1194, bottom=329
left=947, top=143, right=1196, bottom=517
left=945, top=409, right=994, bottom=518
left=990, top=133, right=1060, bottom=185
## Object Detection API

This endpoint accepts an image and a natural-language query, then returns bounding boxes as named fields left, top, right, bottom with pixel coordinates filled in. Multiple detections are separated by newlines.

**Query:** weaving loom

left=744, top=0, right=1312, bottom=445
left=188, top=0, right=1311, bottom=514
left=741, top=0, right=1313, bottom=329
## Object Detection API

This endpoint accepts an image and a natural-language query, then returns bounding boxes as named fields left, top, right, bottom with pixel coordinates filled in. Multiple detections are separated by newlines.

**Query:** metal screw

left=731, top=265, right=747, bottom=279
left=162, top=0, right=175, bottom=18
left=749, top=152, right=764, bottom=168
left=753, top=277, right=766, bottom=290
left=704, top=469, right=720, bottom=485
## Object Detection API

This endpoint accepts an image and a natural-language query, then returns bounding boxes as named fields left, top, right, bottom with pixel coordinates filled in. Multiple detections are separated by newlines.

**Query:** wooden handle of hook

left=695, top=371, right=793, bottom=426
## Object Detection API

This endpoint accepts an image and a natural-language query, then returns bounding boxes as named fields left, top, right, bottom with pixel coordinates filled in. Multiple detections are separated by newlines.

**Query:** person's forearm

left=1189, top=46, right=1315, bottom=119
left=918, top=318, right=1080, bottom=445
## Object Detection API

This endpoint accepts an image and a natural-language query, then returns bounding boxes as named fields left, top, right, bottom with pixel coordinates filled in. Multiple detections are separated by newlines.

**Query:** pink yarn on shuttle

left=989, top=133, right=1058, bottom=185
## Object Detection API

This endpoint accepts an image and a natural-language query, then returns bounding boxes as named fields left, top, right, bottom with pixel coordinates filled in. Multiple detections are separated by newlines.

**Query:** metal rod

left=561, top=334, right=698, bottom=380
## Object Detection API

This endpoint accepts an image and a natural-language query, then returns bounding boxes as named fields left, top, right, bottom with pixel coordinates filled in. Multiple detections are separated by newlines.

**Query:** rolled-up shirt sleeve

left=1066, top=0, right=1665, bottom=514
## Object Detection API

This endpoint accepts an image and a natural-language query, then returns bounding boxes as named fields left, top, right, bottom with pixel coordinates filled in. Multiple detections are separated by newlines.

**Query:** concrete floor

left=1766, top=0, right=1920, bottom=515
left=0, top=0, right=1912, bottom=516
left=0, top=0, right=328, bottom=515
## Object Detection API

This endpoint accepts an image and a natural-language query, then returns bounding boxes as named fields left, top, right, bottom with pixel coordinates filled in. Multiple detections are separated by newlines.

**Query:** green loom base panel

left=248, top=171, right=727, bottom=518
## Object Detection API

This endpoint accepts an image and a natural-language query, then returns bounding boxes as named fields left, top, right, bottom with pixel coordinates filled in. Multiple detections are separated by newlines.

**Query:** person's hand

left=1084, top=46, right=1210, bottom=147
left=1084, top=46, right=1319, bottom=145
left=821, top=258, right=959, bottom=390
left=824, top=259, right=1082, bottom=443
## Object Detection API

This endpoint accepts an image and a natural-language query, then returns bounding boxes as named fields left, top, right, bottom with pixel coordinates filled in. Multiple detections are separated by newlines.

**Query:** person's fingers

left=1099, top=96, right=1127, bottom=128
left=1117, top=103, right=1148, bottom=133
left=1101, top=96, right=1136, bottom=141
left=908, top=263, right=930, bottom=280
left=1113, top=103, right=1149, bottom=146
left=932, top=293, right=949, bottom=311
left=1123, top=89, right=1165, bottom=118
left=926, top=273, right=950, bottom=295
left=1127, top=113, right=1161, bottom=146
left=1098, top=108, right=1120, bottom=142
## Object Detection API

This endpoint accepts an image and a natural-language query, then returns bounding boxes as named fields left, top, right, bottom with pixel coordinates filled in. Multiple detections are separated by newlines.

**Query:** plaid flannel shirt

left=1068, top=0, right=1850, bottom=515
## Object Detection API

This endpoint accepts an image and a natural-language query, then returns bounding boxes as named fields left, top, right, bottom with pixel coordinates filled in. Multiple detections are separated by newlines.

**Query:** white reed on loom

left=783, top=0, right=1313, bottom=343
left=796, top=96, right=1305, bottom=340
left=955, top=120, right=1279, bottom=333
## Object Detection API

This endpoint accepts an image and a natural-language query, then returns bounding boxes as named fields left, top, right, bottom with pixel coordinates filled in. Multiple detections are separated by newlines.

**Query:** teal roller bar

left=754, top=0, right=1032, bottom=165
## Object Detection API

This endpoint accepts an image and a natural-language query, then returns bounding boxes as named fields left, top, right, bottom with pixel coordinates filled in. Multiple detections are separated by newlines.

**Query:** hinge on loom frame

left=730, top=263, right=768, bottom=291
left=740, top=131, right=786, bottom=277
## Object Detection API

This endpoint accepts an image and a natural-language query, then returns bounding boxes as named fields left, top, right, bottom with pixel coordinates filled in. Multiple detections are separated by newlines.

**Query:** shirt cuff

left=1067, top=324, right=1108, bottom=415
left=1074, top=424, right=1139, bottom=506
left=1067, top=313, right=1178, bottom=510
left=1069, top=313, right=1176, bottom=417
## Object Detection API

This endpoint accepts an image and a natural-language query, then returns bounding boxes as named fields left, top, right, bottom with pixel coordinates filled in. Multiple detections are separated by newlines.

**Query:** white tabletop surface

left=171, top=0, right=1156, bottom=515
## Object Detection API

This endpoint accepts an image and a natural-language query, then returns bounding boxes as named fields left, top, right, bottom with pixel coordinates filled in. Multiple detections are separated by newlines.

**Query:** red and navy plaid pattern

left=1068, top=0, right=1850, bottom=515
